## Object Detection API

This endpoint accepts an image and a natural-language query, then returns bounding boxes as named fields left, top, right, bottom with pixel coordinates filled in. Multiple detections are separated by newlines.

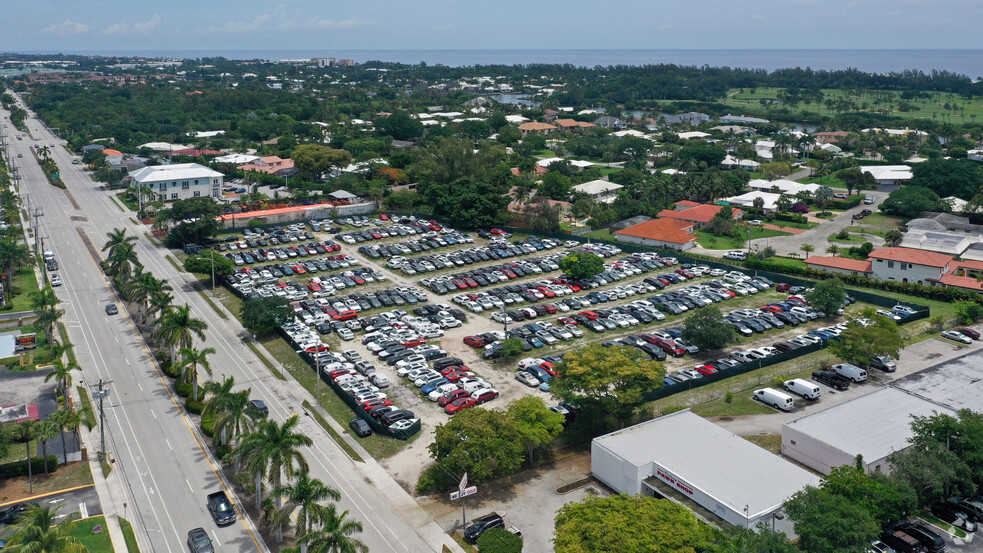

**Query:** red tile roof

left=554, top=118, right=597, bottom=129
left=868, top=248, right=953, bottom=268
left=674, top=200, right=700, bottom=207
left=658, top=204, right=743, bottom=224
left=804, top=256, right=873, bottom=273
left=615, top=218, right=696, bottom=245
left=518, top=122, right=557, bottom=131
left=938, top=260, right=983, bottom=291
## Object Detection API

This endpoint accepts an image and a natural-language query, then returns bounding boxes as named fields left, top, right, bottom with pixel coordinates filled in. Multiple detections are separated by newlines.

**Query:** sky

left=3, top=0, right=983, bottom=53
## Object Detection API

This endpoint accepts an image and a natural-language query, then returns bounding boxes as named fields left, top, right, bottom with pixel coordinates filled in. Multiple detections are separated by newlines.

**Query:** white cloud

left=41, top=20, right=89, bottom=37
left=103, top=15, right=162, bottom=35
left=203, top=14, right=371, bottom=34
left=306, top=18, right=372, bottom=30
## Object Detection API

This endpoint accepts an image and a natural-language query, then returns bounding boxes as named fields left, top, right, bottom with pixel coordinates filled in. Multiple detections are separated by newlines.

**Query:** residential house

left=677, top=131, right=711, bottom=140
left=543, top=109, right=559, bottom=122
left=571, top=179, right=623, bottom=203
left=868, top=247, right=952, bottom=284
left=661, top=111, right=710, bottom=125
left=657, top=201, right=743, bottom=229
left=804, top=256, right=873, bottom=277
left=814, top=131, right=850, bottom=144
left=710, top=125, right=754, bottom=135
left=614, top=217, right=698, bottom=251
left=719, top=114, right=769, bottom=124
left=517, top=121, right=557, bottom=137
left=720, top=155, right=761, bottom=171
left=128, top=163, right=223, bottom=202
left=593, top=116, right=626, bottom=130
left=536, top=157, right=594, bottom=172
left=723, top=191, right=781, bottom=213
left=554, top=118, right=597, bottom=132
left=858, top=165, right=912, bottom=185
left=239, top=156, right=298, bottom=178
left=747, top=179, right=820, bottom=196
left=938, top=259, right=983, bottom=292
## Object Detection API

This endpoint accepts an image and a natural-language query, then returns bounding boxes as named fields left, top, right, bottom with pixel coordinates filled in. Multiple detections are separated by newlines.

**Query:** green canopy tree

left=271, top=468, right=340, bottom=553
left=376, top=111, right=424, bottom=141
left=707, top=524, right=799, bottom=553
left=550, top=345, right=665, bottom=429
left=820, top=465, right=917, bottom=524
left=506, top=396, right=565, bottom=465
left=428, top=408, right=524, bottom=485
left=1, top=504, right=87, bottom=553
left=11, top=420, right=38, bottom=493
left=559, top=252, right=604, bottom=279
left=554, top=495, right=714, bottom=553
left=299, top=503, right=367, bottom=553
left=681, top=307, right=735, bottom=351
left=152, top=304, right=208, bottom=365
left=291, top=144, right=352, bottom=181
left=805, top=277, right=846, bottom=318
left=880, top=186, right=943, bottom=218
left=0, top=239, right=36, bottom=298
left=177, top=346, right=215, bottom=401
left=828, top=310, right=904, bottom=368
left=241, top=296, right=292, bottom=335
left=783, top=486, right=880, bottom=553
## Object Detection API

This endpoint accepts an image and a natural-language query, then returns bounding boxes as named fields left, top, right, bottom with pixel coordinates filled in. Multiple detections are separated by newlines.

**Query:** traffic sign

left=458, top=472, right=468, bottom=495
left=450, top=486, right=477, bottom=501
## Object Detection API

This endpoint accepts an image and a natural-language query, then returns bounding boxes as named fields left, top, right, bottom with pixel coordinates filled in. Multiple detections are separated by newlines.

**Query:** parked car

left=464, top=513, right=505, bottom=544
left=957, top=327, right=981, bottom=340
left=869, top=355, right=897, bottom=372
left=811, top=370, right=850, bottom=390
left=348, top=417, right=372, bottom=437
left=892, top=521, right=946, bottom=553
left=942, top=330, right=973, bottom=345
left=931, top=502, right=977, bottom=532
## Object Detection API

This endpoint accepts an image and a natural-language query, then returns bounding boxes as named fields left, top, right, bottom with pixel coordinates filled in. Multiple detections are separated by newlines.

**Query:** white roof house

left=724, top=191, right=782, bottom=212
left=720, top=155, right=761, bottom=170
left=677, top=131, right=711, bottom=140
left=783, top=387, right=954, bottom=475
left=593, top=410, right=817, bottom=536
left=139, top=142, right=185, bottom=152
left=536, top=157, right=594, bottom=170
left=859, top=165, right=913, bottom=185
left=611, top=129, right=651, bottom=139
left=191, top=130, right=226, bottom=138
left=572, top=179, right=623, bottom=203
left=214, top=154, right=259, bottom=164
left=505, top=115, right=529, bottom=124
left=747, top=179, right=820, bottom=196
left=129, top=163, right=224, bottom=201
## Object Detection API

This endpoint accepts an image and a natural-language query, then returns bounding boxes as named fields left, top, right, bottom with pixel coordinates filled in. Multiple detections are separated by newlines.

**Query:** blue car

left=663, top=377, right=678, bottom=387
left=420, top=379, right=449, bottom=395
left=528, top=336, right=544, bottom=348
left=539, top=375, right=552, bottom=392
left=808, top=330, right=833, bottom=340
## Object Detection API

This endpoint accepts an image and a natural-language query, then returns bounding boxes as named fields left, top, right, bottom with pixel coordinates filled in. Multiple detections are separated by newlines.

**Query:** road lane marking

left=79, top=502, right=88, bottom=519
left=185, top=480, right=193, bottom=493
left=211, top=530, right=222, bottom=547
left=136, top=383, right=142, bottom=391
left=165, top=439, right=172, bottom=451
left=150, top=409, right=157, bottom=420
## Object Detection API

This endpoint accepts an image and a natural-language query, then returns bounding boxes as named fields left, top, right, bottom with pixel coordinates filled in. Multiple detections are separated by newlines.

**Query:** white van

left=754, top=388, right=795, bottom=411
left=831, top=363, right=868, bottom=383
left=783, top=378, right=822, bottom=400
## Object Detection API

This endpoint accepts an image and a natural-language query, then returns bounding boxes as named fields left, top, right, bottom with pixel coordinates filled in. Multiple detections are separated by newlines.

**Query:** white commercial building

left=128, top=163, right=224, bottom=202
left=859, top=165, right=913, bottom=185
left=782, top=388, right=954, bottom=476
left=592, top=410, right=818, bottom=535
left=893, top=352, right=983, bottom=412
left=571, top=179, right=623, bottom=203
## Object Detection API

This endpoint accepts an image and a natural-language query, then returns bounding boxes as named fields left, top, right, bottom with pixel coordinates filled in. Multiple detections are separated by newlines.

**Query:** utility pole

left=93, top=379, right=113, bottom=461
left=210, top=251, right=215, bottom=291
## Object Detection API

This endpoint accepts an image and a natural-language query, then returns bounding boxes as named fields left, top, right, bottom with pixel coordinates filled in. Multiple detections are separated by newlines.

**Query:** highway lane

left=4, top=101, right=446, bottom=553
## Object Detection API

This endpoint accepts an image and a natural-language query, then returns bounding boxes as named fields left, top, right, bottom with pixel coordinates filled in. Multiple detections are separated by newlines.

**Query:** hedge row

left=829, top=195, right=864, bottom=210
left=746, top=256, right=983, bottom=304
left=0, top=456, right=58, bottom=478
left=773, top=212, right=808, bottom=224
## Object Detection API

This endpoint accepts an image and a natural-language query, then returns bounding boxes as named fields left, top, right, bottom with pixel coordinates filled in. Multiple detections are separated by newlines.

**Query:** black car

left=0, top=502, right=38, bottom=524
left=105, top=303, right=119, bottom=315
left=893, top=521, right=945, bottom=553
left=248, top=399, right=269, bottom=417
left=349, top=418, right=372, bottom=437
left=464, top=513, right=505, bottom=544
left=812, top=370, right=850, bottom=390
left=381, top=410, right=415, bottom=425
left=931, top=502, right=976, bottom=531
left=188, top=527, right=215, bottom=553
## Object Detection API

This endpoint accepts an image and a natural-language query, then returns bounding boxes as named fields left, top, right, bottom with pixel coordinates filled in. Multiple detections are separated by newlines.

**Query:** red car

left=437, top=389, right=470, bottom=407
left=379, top=214, right=390, bottom=221
left=760, top=305, right=782, bottom=313
left=333, top=310, right=358, bottom=321
left=490, top=228, right=507, bottom=235
left=471, top=388, right=499, bottom=405
left=463, top=336, right=487, bottom=348
left=958, top=328, right=981, bottom=340
left=693, top=365, right=718, bottom=376
left=360, top=398, right=392, bottom=411
left=579, top=311, right=600, bottom=321
left=402, top=338, right=426, bottom=348
left=557, top=317, right=577, bottom=326
left=539, top=362, right=558, bottom=377
left=776, top=283, right=791, bottom=292
left=307, top=282, right=322, bottom=291
left=440, top=365, right=466, bottom=376
left=655, top=339, right=686, bottom=358
left=541, top=304, right=557, bottom=314
left=328, top=368, right=354, bottom=380
left=444, top=397, right=477, bottom=415
left=444, top=371, right=475, bottom=382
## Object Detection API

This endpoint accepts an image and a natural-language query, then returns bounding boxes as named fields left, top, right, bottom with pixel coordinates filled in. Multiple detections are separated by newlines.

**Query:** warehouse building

left=128, top=163, right=223, bottom=202
left=893, top=353, right=983, bottom=411
left=592, top=410, right=818, bottom=535
left=782, top=387, right=954, bottom=475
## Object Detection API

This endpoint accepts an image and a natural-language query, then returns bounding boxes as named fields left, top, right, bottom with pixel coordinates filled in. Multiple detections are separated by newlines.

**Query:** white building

left=859, top=165, right=913, bottom=185
left=723, top=191, right=781, bottom=213
left=868, top=247, right=952, bottom=284
left=893, top=351, right=983, bottom=411
left=571, top=179, right=623, bottom=203
left=747, top=179, right=820, bottom=196
left=592, top=410, right=818, bottom=536
left=128, top=163, right=224, bottom=202
left=782, top=388, right=954, bottom=476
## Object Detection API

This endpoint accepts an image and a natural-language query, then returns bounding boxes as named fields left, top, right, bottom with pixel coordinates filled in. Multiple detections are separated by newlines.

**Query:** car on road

left=105, top=303, right=119, bottom=315
left=187, top=528, right=215, bottom=553
left=248, top=399, right=269, bottom=417
left=206, top=491, right=236, bottom=526
left=50, top=274, right=62, bottom=286
left=348, top=417, right=372, bottom=437
left=942, top=330, right=973, bottom=345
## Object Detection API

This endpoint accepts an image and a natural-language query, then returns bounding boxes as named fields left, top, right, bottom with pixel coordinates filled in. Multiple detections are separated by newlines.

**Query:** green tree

left=34, top=420, right=59, bottom=475
left=820, top=465, right=917, bottom=524
left=761, top=161, right=792, bottom=180
left=880, top=186, right=943, bottom=218
left=783, top=486, right=879, bottom=553
left=122, top=267, right=172, bottom=324
left=539, top=171, right=572, bottom=201
left=1, top=504, right=87, bottom=553
left=884, top=228, right=904, bottom=247
left=554, top=495, right=713, bottom=553
left=101, top=228, right=138, bottom=261
left=105, top=241, right=139, bottom=282
left=617, top=136, right=652, bottom=164
left=835, top=167, right=877, bottom=195
left=0, top=239, right=36, bottom=298
left=776, top=194, right=793, bottom=213
left=550, top=345, right=664, bottom=429
left=910, top=158, right=983, bottom=199
left=702, top=205, right=736, bottom=237
left=272, top=468, right=340, bottom=553
left=896, top=409, right=983, bottom=498
left=10, top=420, right=37, bottom=493
left=707, top=524, right=799, bottom=553
left=376, top=111, right=424, bottom=141
left=183, top=250, right=235, bottom=280
left=177, top=346, right=215, bottom=402
left=299, top=503, right=367, bottom=553
left=805, top=278, right=846, bottom=318
left=422, top=178, right=509, bottom=229
left=477, top=527, right=523, bottom=553
left=677, top=143, right=726, bottom=167
left=499, top=337, right=525, bottom=358
left=235, top=415, right=313, bottom=541
left=815, top=184, right=834, bottom=214
left=681, top=307, right=735, bottom=351
left=203, top=376, right=258, bottom=453
left=44, top=360, right=79, bottom=399
left=49, top=407, right=93, bottom=467
left=428, top=408, right=524, bottom=484
left=890, top=440, right=970, bottom=504
left=241, top=296, right=292, bottom=335
left=496, top=125, right=522, bottom=145
left=953, top=300, right=983, bottom=324
left=559, top=252, right=604, bottom=279
left=828, top=310, right=903, bottom=367
left=152, top=304, right=208, bottom=366
left=800, top=243, right=815, bottom=257
left=506, top=396, right=565, bottom=465
left=30, top=287, right=62, bottom=341
left=291, top=144, right=352, bottom=181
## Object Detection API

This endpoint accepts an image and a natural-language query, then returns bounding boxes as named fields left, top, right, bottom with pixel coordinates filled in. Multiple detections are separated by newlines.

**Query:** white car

left=942, top=330, right=973, bottom=345
left=514, top=371, right=540, bottom=387
left=49, top=274, right=62, bottom=287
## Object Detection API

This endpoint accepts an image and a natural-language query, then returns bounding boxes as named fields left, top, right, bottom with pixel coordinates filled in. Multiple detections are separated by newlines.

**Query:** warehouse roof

left=893, top=353, right=983, bottom=411
left=129, top=163, right=223, bottom=182
left=783, top=387, right=954, bottom=464
left=594, top=410, right=818, bottom=519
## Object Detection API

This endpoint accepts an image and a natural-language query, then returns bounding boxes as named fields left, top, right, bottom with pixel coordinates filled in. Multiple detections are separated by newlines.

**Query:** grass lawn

left=690, top=392, right=776, bottom=416
left=846, top=225, right=889, bottom=239
left=857, top=213, right=906, bottom=229
left=580, top=228, right=616, bottom=242
left=695, top=228, right=790, bottom=250
left=743, top=434, right=782, bottom=454
left=119, top=517, right=141, bottom=553
left=598, top=166, right=623, bottom=176
left=799, top=176, right=848, bottom=189
left=5, top=265, right=41, bottom=313
left=767, top=220, right=819, bottom=230
left=68, top=515, right=113, bottom=552
left=0, top=461, right=94, bottom=503
left=761, top=256, right=808, bottom=270
left=828, top=233, right=867, bottom=243
left=114, top=192, right=138, bottom=211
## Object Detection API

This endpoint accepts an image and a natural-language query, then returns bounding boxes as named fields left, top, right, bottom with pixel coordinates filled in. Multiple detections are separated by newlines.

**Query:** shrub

left=775, top=212, right=808, bottom=224
left=836, top=229, right=850, bottom=240
left=0, top=456, right=58, bottom=478
left=477, top=528, right=523, bottom=553
left=201, top=414, right=215, bottom=437
left=416, top=463, right=460, bottom=495
left=185, top=399, right=205, bottom=414
left=725, top=392, right=734, bottom=404
left=174, top=381, right=192, bottom=397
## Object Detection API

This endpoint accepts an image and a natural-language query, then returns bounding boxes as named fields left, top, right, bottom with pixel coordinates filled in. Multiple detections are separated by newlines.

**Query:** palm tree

left=300, top=504, right=368, bottom=553
left=177, top=346, right=215, bottom=401
left=49, top=407, right=93, bottom=466
left=815, top=185, right=834, bottom=215
left=1, top=504, right=88, bottom=552
left=826, top=244, right=841, bottom=257
left=11, top=420, right=38, bottom=492
left=101, top=228, right=138, bottom=260
left=106, top=241, right=139, bottom=282
left=272, top=469, right=340, bottom=552
left=44, top=360, right=79, bottom=398
left=146, top=291, right=174, bottom=324
left=235, top=415, right=313, bottom=538
left=0, top=239, right=35, bottom=298
left=30, top=287, right=62, bottom=340
left=34, top=420, right=59, bottom=475
left=153, top=304, right=208, bottom=366
left=123, top=268, right=171, bottom=323
left=800, top=244, right=815, bottom=257
left=203, top=377, right=256, bottom=448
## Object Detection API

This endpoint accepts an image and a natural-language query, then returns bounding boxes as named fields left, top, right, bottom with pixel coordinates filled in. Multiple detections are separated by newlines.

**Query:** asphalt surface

left=2, top=101, right=455, bottom=553
left=0, top=486, right=102, bottom=528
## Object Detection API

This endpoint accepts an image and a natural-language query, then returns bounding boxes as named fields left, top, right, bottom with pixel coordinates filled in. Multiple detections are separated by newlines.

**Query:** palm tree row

left=100, top=229, right=365, bottom=552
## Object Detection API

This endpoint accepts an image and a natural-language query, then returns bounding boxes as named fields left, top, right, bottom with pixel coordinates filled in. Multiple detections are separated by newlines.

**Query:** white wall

left=615, top=234, right=695, bottom=252
left=870, top=258, right=947, bottom=284
left=138, top=174, right=222, bottom=202
left=782, top=425, right=855, bottom=475
left=590, top=441, right=648, bottom=495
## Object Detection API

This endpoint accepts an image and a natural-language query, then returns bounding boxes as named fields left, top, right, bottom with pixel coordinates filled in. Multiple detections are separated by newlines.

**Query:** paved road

left=2, top=99, right=458, bottom=553
left=0, top=486, right=102, bottom=528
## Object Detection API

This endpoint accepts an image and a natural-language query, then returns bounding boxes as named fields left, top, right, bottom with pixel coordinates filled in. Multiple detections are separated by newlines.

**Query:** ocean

left=49, top=48, right=983, bottom=76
